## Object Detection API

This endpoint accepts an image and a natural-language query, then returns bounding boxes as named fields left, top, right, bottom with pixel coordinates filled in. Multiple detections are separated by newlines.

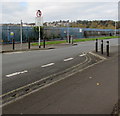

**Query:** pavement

left=1, top=42, right=76, bottom=53
left=1, top=38, right=118, bottom=52
left=2, top=45, right=118, bottom=114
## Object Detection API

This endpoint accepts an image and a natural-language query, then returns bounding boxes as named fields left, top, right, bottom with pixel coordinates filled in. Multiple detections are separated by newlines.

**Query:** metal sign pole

left=39, top=26, right=41, bottom=48
left=10, top=32, right=15, bottom=50
left=35, top=10, right=43, bottom=48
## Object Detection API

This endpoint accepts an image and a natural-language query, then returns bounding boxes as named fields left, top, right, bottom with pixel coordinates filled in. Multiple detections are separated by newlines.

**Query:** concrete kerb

left=1, top=47, right=55, bottom=53
left=1, top=43, right=78, bottom=53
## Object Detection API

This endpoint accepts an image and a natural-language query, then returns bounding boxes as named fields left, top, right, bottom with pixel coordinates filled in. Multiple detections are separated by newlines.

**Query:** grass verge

left=31, top=36, right=118, bottom=46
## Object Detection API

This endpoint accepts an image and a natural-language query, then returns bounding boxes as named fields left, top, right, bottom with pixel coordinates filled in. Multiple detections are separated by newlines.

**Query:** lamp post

left=67, top=20, right=70, bottom=43
left=20, top=20, right=23, bottom=49
left=114, top=21, right=117, bottom=36
left=64, top=31, right=67, bottom=42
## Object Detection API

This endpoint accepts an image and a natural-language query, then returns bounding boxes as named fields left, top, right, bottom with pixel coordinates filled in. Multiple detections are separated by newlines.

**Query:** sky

left=0, top=0, right=119, bottom=24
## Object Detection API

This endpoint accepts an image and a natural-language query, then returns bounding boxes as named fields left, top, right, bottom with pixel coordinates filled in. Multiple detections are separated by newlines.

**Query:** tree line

left=44, top=20, right=120, bottom=29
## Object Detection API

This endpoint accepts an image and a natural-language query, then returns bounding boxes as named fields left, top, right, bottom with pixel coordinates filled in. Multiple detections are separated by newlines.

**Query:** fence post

left=95, top=39, right=98, bottom=52
left=101, top=40, right=103, bottom=54
left=106, top=41, right=109, bottom=56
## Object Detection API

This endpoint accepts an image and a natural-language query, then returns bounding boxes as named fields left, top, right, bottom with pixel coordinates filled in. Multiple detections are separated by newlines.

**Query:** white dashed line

left=64, top=58, right=74, bottom=62
left=41, top=63, right=55, bottom=68
left=6, top=70, right=28, bottom=77
left=89, top=77, right=92, bottom=79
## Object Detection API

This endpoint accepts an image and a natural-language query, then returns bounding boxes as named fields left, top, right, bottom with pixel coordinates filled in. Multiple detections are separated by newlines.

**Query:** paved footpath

left=3, top=46, right=118, bottom=114
left=1, top=42, right=75, bottom=52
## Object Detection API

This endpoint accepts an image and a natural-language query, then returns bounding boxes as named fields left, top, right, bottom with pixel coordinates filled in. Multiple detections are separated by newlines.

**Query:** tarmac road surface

left=2, top=38, right=118, bottom=95
left=3, top=45, right=118, bottom=114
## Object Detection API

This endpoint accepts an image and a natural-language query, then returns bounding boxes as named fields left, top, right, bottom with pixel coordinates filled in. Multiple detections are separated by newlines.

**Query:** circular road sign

left=36, top=10, right=42, bottom=17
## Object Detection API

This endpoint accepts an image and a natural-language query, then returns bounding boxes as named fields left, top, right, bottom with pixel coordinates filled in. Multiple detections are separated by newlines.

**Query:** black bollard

left=12, top=38, right=15, bottom=50
left=69, top=35, right=71, bottom=44
left=95, top=39, right=98, bottom=52
left=39, top=45, right=41, bottom=48
left=28, top=38, right=30, bottom=49
left=106, top=41, right=109, bottom=57
left=43, top=37, right=45, bottom=48
left=101, top=40, right=103, bottom=54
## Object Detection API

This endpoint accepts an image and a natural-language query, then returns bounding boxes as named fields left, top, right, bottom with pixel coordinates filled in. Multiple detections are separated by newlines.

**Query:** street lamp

left=64, top=31, right=67, bottom=42
left=67, top=20, right=70, bottom=43
left=20, top=20, right=23, bottom=49
left=7, top=26, right=10, bottom=43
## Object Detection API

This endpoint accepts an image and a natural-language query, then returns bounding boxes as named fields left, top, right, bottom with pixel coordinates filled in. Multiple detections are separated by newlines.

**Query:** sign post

left=35, top=10, right=43, bottom=48
left=10, top=32, right=15, bottom=50
left=39, top=26, right=41, bottom=48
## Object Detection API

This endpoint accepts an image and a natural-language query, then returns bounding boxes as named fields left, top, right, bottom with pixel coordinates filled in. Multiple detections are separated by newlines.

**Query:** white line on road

left=79, top=54, right=86, bottom=57
left=89, top=77, right=92, bottom=79
left=64, top=58, right=74, bottom=62
left=6, top=70, right=28, bottom=77
left=41, top=63, right=55, bottom=68
left=4, top=52, right=24, bottom=54
left=89, top=52, right=106, bottom=60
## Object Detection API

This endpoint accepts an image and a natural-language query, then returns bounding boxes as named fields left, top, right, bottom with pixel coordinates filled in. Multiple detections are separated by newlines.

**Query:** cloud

left=1, top=1, right=118, bottom=23
left=1, top=0, right=119, bottom=2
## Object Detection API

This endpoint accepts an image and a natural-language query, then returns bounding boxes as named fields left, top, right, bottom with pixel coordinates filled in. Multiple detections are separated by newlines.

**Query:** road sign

left=35, top=17, right=43, bottom=26
left=36, top=10, right=42, bottom=17
left=10, top=32, right=14, bottom=36
left=79, top=29, right=82, bottom=32
left=10, top=32, right=14, bottom=38
left=35, top=10, right=43, bottom=48
left=35, top=10, right=43, bottom=26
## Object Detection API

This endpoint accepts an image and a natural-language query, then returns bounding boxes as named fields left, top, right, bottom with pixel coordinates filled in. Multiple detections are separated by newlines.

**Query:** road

left=2, top=38, right=118, bottom=94
left=3, top=42, right=118, bottom=114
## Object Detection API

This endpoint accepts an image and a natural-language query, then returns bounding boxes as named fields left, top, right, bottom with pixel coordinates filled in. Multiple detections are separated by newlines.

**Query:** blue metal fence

left=1, top=25, right=119, bottom=44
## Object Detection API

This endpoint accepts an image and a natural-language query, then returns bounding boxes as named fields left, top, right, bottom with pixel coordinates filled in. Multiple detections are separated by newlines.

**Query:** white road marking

left=4, top=52, right=24, bottom=54
left=6, top=70, right=28, bottom=77
left=89, top=77, right=92, bottom=79
left=97, top=83, right=100, bottom=86
left=41, top=63, right=55, bottom=68
left=64, top=58, right=74, bottom=62
left=89, top=52, right=106, bottom=60
left=79, top=54, right=86, bottom=57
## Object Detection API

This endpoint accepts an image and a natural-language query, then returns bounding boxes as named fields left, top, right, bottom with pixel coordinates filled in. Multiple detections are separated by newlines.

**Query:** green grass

left=73, top=36, right=118, bottom=42
left=31, top=36, right=118, bottom=46
left=32, top=40, right=66, bottom=46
